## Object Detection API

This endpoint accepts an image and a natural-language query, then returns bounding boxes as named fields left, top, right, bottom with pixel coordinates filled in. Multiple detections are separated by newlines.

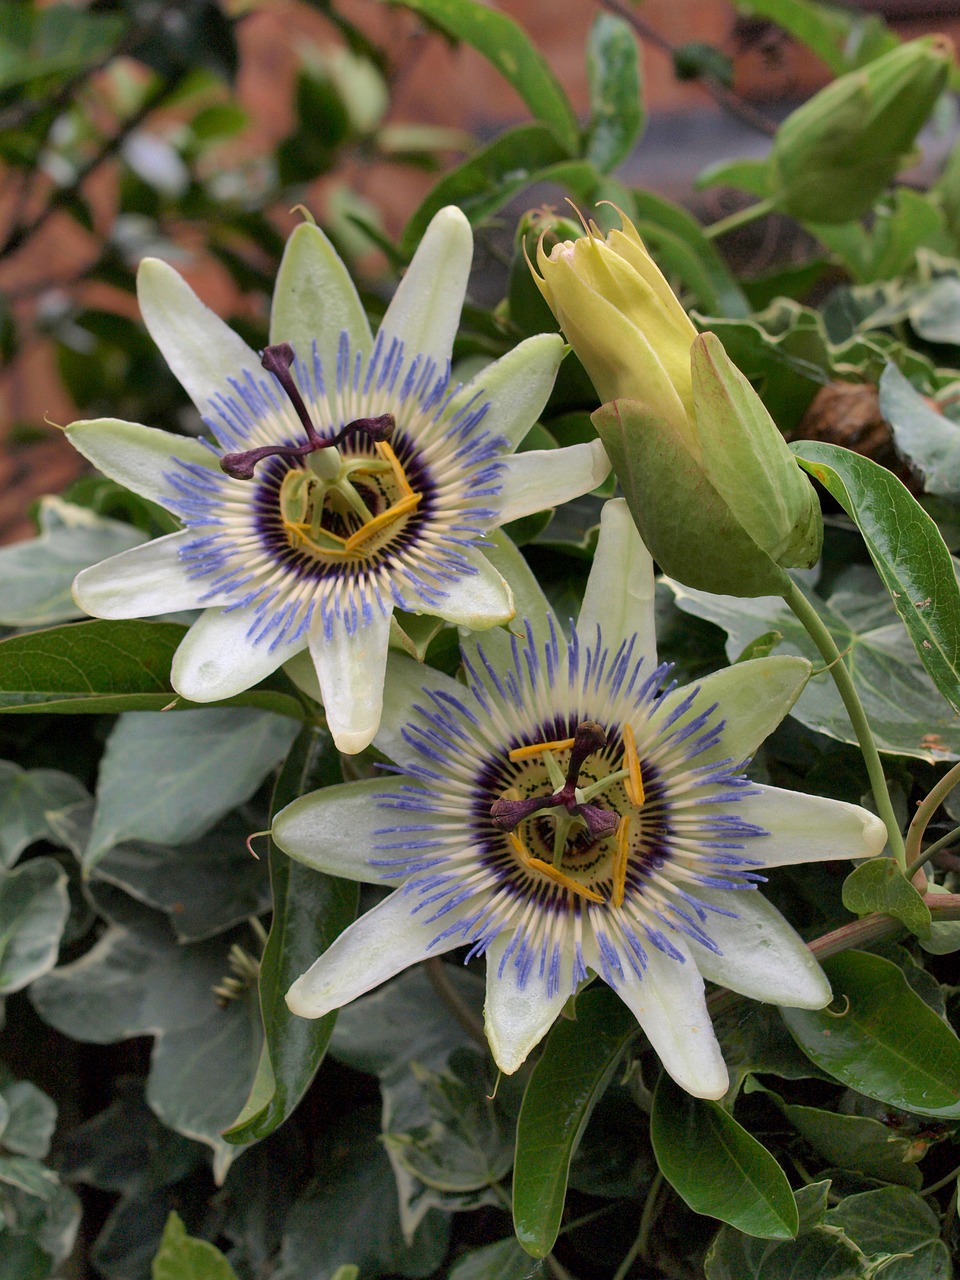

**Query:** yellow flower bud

left=531, top=212, right=699, bottom=452
left=530, top=209, right=823, bottom=595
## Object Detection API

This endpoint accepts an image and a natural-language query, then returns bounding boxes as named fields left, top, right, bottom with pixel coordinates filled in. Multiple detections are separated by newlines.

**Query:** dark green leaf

left=512, top=986, right=636, bottom=1258
left=880, top=362, right=960, bottom=498
left=151, top=1212, right=238, bottom=1280
left=225, top=726, right=358, bottom=1143
left=842, top=858, right=930, bottom=937
left=0, top=619, right=305, bottom=719
left=777, top=1098, right=923, bottom=1189
left=584, top=14, right=643, bottom=172
left=400, top=125, right=583, bottom=254
left=794, top=441, right=960, bottom=716
left=273, top=1109, right=449, bottom=1280
left=824, top=1186, right=949, bottom=1277
left=781, top=950, right=960, bottom=1118
left=704, top=1180, right=858, bottom=1280
left=651, top=1073, right=798, bottom=1239
left=390, top=0, right=578, bottom=153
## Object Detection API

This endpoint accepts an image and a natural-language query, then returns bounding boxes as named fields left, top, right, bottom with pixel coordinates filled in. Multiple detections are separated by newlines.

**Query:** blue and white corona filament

left=66, top=207, right=609, bottom=752
left=274, top=501, right=887, bottom=1099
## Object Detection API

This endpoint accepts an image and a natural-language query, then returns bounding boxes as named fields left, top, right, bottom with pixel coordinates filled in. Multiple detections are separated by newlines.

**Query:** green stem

left=703, top=197, right=775, bottom=239
left=905, top=825, right=960, bottom=880
left=612, top=1172, right=664, bottom=1280
left=904, top=759, right=960, bottom=867
left=783, top=579, right=905, bottom=868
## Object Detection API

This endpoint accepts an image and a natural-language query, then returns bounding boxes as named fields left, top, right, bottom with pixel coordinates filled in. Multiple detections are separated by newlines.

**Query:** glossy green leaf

left=512, top=986, right=636, bottom=1258
left=225, top=725, right=358, bottom=1143
left=400, top=124, right=588, bottom=253
left=0, top=619, right=305, bottom=720
left=0, top=762, right=87, bottom=869
left=825, top=1186, right=950, bottom=1277
left=651, top=1073, right=798, bottom=1240
left=842, top=858, right=930, bottom=937
left=632, top=189, right=750, bottom=317
left=152, top=1212, right=238, bottom=1280
left=390, top=0, right=578, bottom=153
left=794, top=440, right=960, bottom=716
left=0, top=859, right=69, bottom=995
left=778, top=1099, right=923, bottom=1189
left=583, top=14, right=643, bottom=172
left=0, top=498, right=146, bottom=627
left=704, top=1180, right=858, bottom=1280
left=669, top=568, right=960, bottom=762
left=84, top=708, right=298, bottom=867
left=880, top=362, right=960, bottom=497
left=781, top=950, right=960, bottom=1118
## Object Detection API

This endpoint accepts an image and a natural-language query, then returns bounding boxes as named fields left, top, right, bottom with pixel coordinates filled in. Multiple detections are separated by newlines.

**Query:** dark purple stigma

left=219, top=342, right=395, bottom=480
left=491, top=720, right=617, bottom=839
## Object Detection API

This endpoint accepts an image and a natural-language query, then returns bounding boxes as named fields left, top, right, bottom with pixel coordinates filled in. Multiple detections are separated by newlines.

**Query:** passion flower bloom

left=273, top=500, right=886, bottom=1098
left=66, top=207, right=608, bottom=752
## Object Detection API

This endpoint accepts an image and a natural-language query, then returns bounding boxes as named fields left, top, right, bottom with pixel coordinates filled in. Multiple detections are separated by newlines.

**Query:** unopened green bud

left=771, top=35, right=953, bottom=224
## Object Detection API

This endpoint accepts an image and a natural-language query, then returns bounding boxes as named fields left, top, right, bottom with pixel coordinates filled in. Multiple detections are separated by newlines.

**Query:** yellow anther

left=376, top=440, right=417, bottom=499
left=621, top=723, right=645, bottom=807
left=508, top=737, right=576, bottom=762
left=527, top=857, right=605, bottom=904
left=612, top=815, right=631, bottom=908
left=343, top=491, right=420, bottom=552
left=507, top=828, right=531, bottom=862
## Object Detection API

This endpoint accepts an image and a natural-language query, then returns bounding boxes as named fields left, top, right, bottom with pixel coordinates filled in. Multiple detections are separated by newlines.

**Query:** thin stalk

left=783, top=580, right=905, bottom=867
left=612, top=1172, right=664, bottom=1280
left=704, top=198, right=775, bottom=239
left=905, top=825, right=960, bottom=880
left=905, top=760, right=960, bottom=866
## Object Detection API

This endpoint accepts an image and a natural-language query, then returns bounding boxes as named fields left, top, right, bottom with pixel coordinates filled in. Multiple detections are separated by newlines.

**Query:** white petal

left=172, top=606, right=303, bottom=702
left=686, top=887, right=831, bottom=1009
left=308, top=606, right=392, bottom=754
left=378, top=206, right=472, bottom=370
left=737, top=784, right=888, bottom=865
left=459, top=529, right=559, bottom=673
left=448, top=333, right=565, bottom=450
left=74, top=531, right=231, bottom=618
left=137, top=258, right=262, bottom=416
left=286, top=887, right=461, bottom=1019
left=273, top=778, right=427, bottom=880
left=429, top=547, right=514, bottom=629
left=496, top=440, right=611, bottom=525
left=584, top=929, right=728, bottom=1099
left=578, top=499, right=656, bottom=669
left=270, top=221, right=372, bottom=378
left=66, top=418, right=218, bottom=512
left=483, top=932, right=572, bottom=1074
left=655, top=657, right=811, bottom=769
